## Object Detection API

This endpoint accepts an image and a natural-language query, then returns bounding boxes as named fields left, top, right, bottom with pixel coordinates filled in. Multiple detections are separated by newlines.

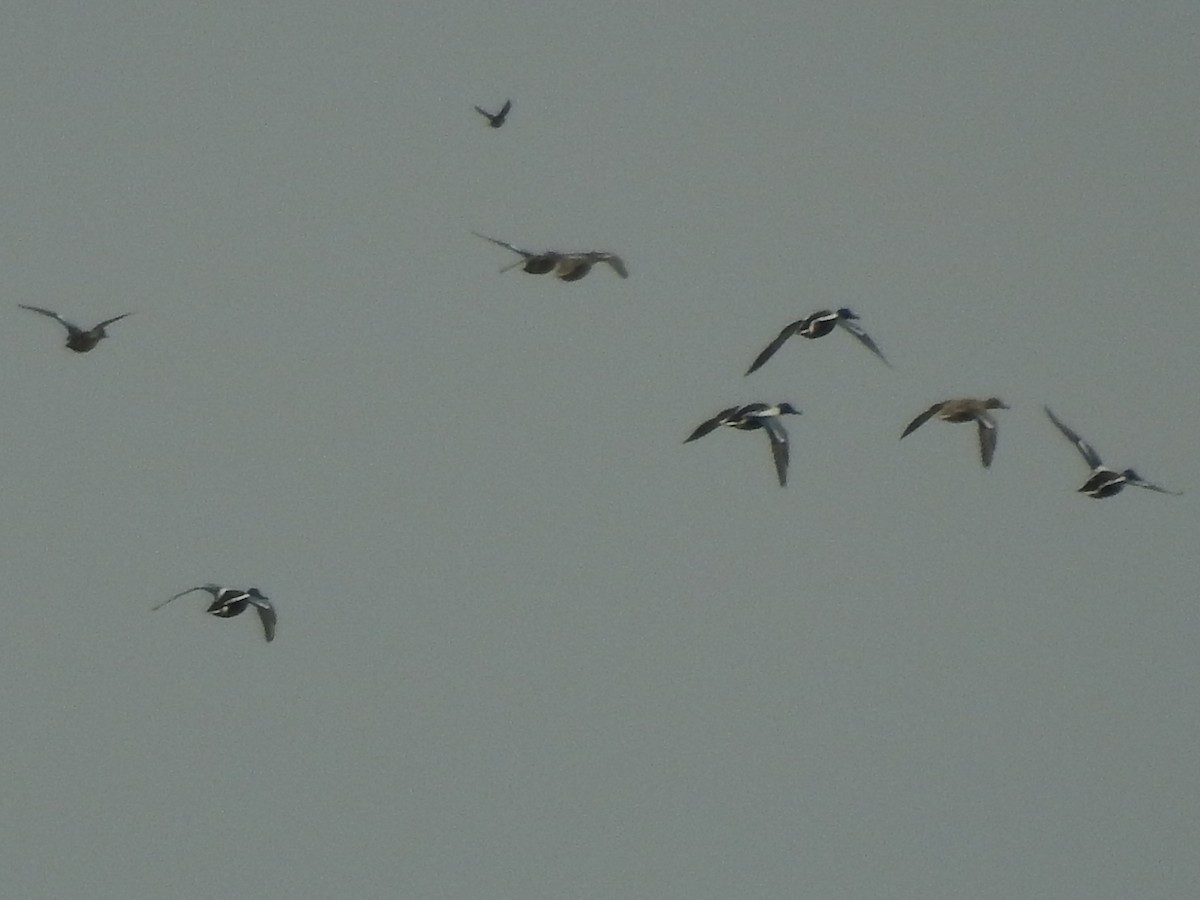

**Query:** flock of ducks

left=683, top=308, right=1182, bottom=495
left=470, top=206, right=1180, bottom=497
left=22, top=98, right=1179, bottom=642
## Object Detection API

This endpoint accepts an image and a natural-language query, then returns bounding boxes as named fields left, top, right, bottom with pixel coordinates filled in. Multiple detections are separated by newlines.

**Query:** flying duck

left=900, top=397, right=1009, bottom=468
left=1044, top=406, right=1181, bottom=498
left=685, top=402, right=801, bottom=486
left=20, top=305, right=132, bottom=353
left=474, top=99, right=512, bottom=128
left=154, top=584, right=276, bottom=642
left=473, top=232, right=628, bottom=280
left=746, top=308, right=890, bottom=375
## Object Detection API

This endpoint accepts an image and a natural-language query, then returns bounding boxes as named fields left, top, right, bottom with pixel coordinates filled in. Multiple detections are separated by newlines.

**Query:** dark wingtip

left=744, top=352, right=769, bottom=376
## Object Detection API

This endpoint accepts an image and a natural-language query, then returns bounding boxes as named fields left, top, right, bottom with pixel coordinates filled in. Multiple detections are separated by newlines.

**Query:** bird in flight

left=154, top=584, right=277, bottom=642
left=685, top=402, right=802, bottom=486
left=746, top=308, right=890, bottom=375
left=900, top=397, right=1009, bottom=468
left=1044, top=406, right=1181, bottom=499
left=20, top=305, right=132, bottom=353
left=474, top=99, right=512, bottom=128
left=472, top=232, right=628, bottom=281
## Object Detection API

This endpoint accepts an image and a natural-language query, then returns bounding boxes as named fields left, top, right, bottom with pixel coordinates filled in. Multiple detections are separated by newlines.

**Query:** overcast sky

left=0, top=3, right=1196, bottom=899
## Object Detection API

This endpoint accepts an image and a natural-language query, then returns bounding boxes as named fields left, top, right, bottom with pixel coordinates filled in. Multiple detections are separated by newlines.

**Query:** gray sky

left=0, top=3, right=1197, bottom=898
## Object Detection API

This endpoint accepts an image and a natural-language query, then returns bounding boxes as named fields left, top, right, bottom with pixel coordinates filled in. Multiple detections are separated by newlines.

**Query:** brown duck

left=901, top=397, right=1009, bottom=467
left=472, top=232, right=628, bottom=281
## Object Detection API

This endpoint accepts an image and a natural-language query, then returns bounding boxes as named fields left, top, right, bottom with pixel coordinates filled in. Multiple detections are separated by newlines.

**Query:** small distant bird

left=472, top=232, right=628, bottom=281
left=474, top=99, right=512, bottom=128
left=154, top=584, right=276, bottom=642
left=746, top=308, right=890, bottom=375
left=685, top=402, right=802, bottom=486
left=901, top=397, right=1009, bottom=468
left=1044, top=406, right=1181, bottom=499
left=20, top=305, right=132, bottom=353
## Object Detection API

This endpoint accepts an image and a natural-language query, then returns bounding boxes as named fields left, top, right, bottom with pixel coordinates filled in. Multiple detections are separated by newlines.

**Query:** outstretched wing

left=248, top=595, right=277, bottom=642
left=836, top=317, right=892, bottom=367
left=1043, top=406, right=1103, bottom=468
left=497, top=99, right=512, bottom=119
left=94, top=312, right=133, bottom=330
left=685, top=415, right=723, bottom=443
left=20, top=304, right=81, bottom=336
left=472, top=231, right=531, bottom=257
left=1126, top=472, right=1182, bottom=496
left=473, top=231, right=541, bottom=273
left=685, top=406, right=742, bottom=443
left=762, top=418, right=790, bottom=486
left=153, top=584, right=219, bottom=611
left=598, top=253, right=628, bottom=278
left=745, top=320, right=802, bottom=376
left=1130, top=480, right=1183, bottom=496
left=976, top=417, right=998, bottom=468
left=900, top=403, right=943, bottom=440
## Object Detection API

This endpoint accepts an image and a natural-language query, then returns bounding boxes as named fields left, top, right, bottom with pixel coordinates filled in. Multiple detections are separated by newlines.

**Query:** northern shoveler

left=746, top=308, right=890, bottom=375
left=1044, top=406, right=1181, bottom=498
left=154, top=584, right=276, bottom=642
left=685, top=402, right=801, bottom=486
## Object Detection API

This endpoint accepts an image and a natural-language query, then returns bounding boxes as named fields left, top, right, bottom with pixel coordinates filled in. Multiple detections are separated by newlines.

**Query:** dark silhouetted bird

left=20, top=305, right=132, bottom=353
left=474, top=99, right=512, bottom=127
left=154, top=584, right=276, bottom=642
